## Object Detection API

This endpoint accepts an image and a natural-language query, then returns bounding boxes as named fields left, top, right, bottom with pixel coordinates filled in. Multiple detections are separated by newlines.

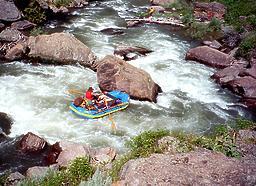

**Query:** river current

left=0, top=0, right=254, bottom=152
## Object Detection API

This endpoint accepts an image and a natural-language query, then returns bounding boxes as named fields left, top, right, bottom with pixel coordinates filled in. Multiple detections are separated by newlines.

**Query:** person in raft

left=85, top=86, right=94, bottom=100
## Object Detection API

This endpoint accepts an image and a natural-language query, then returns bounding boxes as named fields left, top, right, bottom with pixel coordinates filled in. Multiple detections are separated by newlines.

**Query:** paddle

left=109, top=114, right=117, bottom=132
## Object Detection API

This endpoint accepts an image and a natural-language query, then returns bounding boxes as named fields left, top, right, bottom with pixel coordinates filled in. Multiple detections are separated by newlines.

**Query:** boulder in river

left=19, top=132, right=48, bottom=153
left=0, top=112, right=13, bottom=141
left=28, top=33, right=98, bottom=71
left=100, top=28, right=125, bottom=36
left=185, top=46, right=234, bottom=69
left=114, top=45, right=153, bottom=61
left=97, top=55, right=162, bottom=102
left=0, top=0, right=22, bottom=22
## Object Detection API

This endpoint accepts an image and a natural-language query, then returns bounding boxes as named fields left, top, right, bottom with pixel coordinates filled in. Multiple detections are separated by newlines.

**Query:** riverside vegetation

left=2, top=118, right=252, bottom=185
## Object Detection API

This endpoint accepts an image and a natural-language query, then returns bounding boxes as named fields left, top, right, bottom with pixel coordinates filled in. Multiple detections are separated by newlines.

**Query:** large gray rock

left=56, top=141, right=91, bottom=167
left=28, top=33, right=97, bottom=71
left=97, top=55, right=162, bottom=102
left=186, top=46, right=234, bottom=69
left=4, top=172, right=25, bottom=186
left=120, top=149, right=255, bottom=185
left=11, top=20, right=36, bottom=31
left=0, top=0, right=22, bottom=22
left=26, top=166, right=56, bottom=179
left=0, top=28, right=22, bottom=42
left=92, top=147, right=116, bottom=165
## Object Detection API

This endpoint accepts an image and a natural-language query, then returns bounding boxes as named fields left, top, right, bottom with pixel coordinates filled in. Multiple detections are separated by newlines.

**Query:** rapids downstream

left=0, top=0, right=255, bottom=153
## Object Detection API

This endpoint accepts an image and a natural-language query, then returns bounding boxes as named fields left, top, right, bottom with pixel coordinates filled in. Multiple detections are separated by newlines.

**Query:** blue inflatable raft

left=70, top=90, right=129, bottom=119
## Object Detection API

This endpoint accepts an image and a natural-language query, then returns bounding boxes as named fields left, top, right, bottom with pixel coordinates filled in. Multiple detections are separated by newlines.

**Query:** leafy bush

left=18, top=157, right=94, bottom=186
left=126, top=129, right=170, bottom=158
left=30, top=27, right=46, bottom=36
left=53, top=0, right=72, bottom=8
left=237, top=31, right=256, bottom=58
left=80, top=168, right=112, bottom=186
left=23, top=0, right=46, bottom=24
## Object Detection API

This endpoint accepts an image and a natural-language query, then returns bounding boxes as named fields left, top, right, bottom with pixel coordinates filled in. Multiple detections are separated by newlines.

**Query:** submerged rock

left=28, top=33, right=98, bottom=71
left=0, top=0, right=22, bottom=22
left=119, top=149, right=255, bottom=185
left=97, top=55, right=162, bottom=102
left=100, top=28, right=125, bottom=35
left=185, top=46, right=234, bottom=69
left=114, top=45, right=153, bottom=61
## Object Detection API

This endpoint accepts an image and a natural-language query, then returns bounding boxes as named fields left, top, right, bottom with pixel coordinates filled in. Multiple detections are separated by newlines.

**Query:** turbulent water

left=0, top=0, right=255, bottom=152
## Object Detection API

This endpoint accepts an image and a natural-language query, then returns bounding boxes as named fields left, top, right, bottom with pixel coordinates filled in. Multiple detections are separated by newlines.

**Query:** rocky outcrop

left=119, top=149, right=255, bottom=185
left=27, top=33, right=98, bottom=71
left=11, top=20, right=36, bottom=31
left=0, top=28, right=22, bottom=42
left=97, top=55, right=162, bottom=102
left=114, top=45, right=153, bottom=61
left=19, top=132, right=48, bottom=153
left=194, top=1, right=226, bottom=21
left=185, top=46, right=234, bottom=68
left=0, top=0, right=22, bottom=22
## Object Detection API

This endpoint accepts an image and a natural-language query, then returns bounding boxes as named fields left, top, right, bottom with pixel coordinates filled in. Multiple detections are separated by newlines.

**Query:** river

left=0, top=0, right=255, bottom=153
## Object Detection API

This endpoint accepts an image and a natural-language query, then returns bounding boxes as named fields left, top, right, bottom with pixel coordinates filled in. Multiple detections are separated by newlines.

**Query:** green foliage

left=126, top=129, right=170, bottom=158
left=18, top=157, right=94, bottom=186
left=80, top=168, right=112, bottom=186
left=30, top=27, right=46, bottom=36
left=237, top=31, right=256, bottom=58
left=215, top=0, right=256, bottom=31
left=68, top=157, right=94, bottom=184
left=234, top=118, right=255, bottom=130
left=53, top=0, right=72, bottom=8
left=208, top=17, right=222, bottom=31
left=23, top=0, right=46, bottom=24
left=0, top=172, right=10, bottom=186
left=109, top=154, right=131, bottom=182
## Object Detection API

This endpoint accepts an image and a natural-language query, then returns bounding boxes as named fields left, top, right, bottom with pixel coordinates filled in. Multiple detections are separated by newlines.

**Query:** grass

left=18, top=157, right=94, bottom=186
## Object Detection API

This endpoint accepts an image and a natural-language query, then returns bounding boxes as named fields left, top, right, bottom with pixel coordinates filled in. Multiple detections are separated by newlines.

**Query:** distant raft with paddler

left=70, top=90, right=130, bottom=119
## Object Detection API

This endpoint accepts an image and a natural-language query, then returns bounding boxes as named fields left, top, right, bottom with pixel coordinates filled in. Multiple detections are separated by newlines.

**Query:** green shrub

left=68, top=157, right=94, bottom=184
left=53, top=0, right=72, bottom=8
left=30, top=27, right=46, bottom=36
left=237, top=31, right=256, bottom=58
left=126, top=129, right=170, bottom=158
left=80, top=168, right=112, bottom=186
left=23, top=0, right=46, bottom=24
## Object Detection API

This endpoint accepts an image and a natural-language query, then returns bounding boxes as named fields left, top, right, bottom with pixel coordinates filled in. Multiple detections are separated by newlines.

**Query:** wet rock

left=19, top=132, right=48, bottom=153
left=114, top=45, right=153, bottom=61
left=0, top=28, right=22, bottom=42
left=5, top=41, right=28, bottom=61
left=0, top=112, right=13, bottom=136
left=56, top=141, right=91, bottom=167
left=11, top=20, right=36, bottom=31
left=242, top=98, right=256, bottom=111
left=126, top=20, right=141, bottom=27
left=92, top=147, right=116, bottom=165
left=194, top=2, right=226, bottom=21
left=185, top=46, right=234, bottom=69
left=100, top=28, right=125, bottom=35
left=211, top=64, right=244, bottom=85
left=26, top=166, right=56, bottom=179
left=5, top=172, right=25, bottom=186
left=46, top=142, right=62, bottom=165
left=97, top=55, right=162, bottom=102
left=0, top=22, right=5, bottom=31
left=202, top=40, right=222, bottom=50
left=226, top=76, right=256, bottom=98
left=0, top=0, right=22, bottom=22
left=120, top=149, right=255, bottom=185
left=151, top=0, right=176, bottom=6
left=28, top=33, right=98, bottom=71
